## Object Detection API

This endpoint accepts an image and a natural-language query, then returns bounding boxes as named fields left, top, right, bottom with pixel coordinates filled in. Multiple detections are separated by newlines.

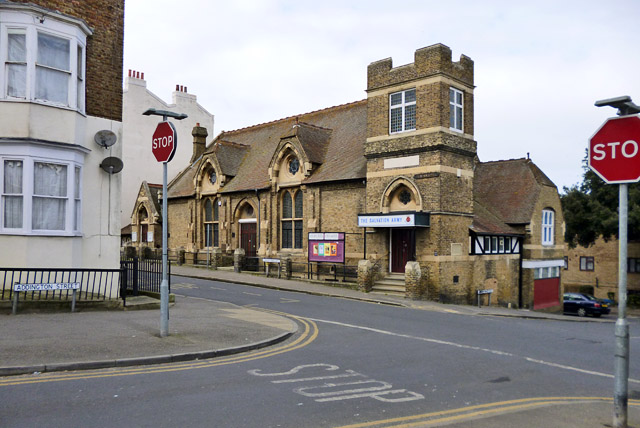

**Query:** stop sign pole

left=591, top=96, right=640, bottom=428
left=144, top=108, right=187, bottom=338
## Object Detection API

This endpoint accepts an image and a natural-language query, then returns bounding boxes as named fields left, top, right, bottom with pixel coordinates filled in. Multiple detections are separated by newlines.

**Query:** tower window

left=389, top=89, right=416, bottom=134
left=449, top=87, right=463, bottom=132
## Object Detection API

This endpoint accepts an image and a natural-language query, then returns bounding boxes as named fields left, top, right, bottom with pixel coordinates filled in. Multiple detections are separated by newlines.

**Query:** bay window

left=1, top=144, right=84, bottom=235
left=1, top=5, right=89, bottom=112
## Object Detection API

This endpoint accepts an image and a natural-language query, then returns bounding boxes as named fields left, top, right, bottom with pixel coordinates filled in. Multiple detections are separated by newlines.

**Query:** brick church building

left=161, top=44, right=565, bottom=310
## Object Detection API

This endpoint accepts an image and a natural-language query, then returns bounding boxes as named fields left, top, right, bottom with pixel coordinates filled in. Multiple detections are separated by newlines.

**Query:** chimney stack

left=191, top=124, right=208, bottom=163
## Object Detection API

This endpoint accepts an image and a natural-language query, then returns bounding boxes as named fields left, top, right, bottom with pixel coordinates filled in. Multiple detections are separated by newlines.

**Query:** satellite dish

left=100, top=157, right=123, bottom=174
left=94, top=130, right=117, bottom=148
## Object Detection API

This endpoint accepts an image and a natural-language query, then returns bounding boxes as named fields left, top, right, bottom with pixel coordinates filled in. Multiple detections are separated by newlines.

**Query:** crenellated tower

left=362, top=43, right=477, bottom=282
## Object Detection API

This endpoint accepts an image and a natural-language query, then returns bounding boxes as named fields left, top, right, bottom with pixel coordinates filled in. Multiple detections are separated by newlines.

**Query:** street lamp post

left=143, top=108, right=187, bottom=337
left=593, top=96, right=640, bottom=428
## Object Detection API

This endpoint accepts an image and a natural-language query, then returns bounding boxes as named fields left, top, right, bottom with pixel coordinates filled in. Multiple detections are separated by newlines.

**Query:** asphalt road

left=2, top=275, right=639, bottom=427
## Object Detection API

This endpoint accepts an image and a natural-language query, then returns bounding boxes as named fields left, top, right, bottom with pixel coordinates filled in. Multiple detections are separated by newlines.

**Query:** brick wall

left=12, top=0, right=124, bottom=121
left=366, top=44, right=474, bottom=139
left=564, top=238, right=640, bottom=301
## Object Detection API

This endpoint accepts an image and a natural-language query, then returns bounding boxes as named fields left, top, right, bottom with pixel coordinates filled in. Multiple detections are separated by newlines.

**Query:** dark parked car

left=563, top=293, right=611, bottom=317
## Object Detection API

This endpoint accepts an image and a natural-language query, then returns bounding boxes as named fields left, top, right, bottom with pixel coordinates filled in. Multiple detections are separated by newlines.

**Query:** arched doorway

left=237, top=202, right=257, bottom=257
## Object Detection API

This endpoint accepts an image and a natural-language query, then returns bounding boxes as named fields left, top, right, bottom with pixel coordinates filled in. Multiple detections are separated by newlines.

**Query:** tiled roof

left=471, top=200, right=522, bottom=235
left=168, top=100, right=366, bottom=197
left=473, top=158, right=556, bottom=227
left=213, top=140, right=248, bottom=177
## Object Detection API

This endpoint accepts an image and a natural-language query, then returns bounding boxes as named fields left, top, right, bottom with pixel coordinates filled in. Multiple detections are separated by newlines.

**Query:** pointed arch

left=380, top=176, right=422, bottom=213
left=195, top=156, right=222, bottom=196
left=280, top=188, right=303, bottom=249
left=203, top=197, right=220, bottom=248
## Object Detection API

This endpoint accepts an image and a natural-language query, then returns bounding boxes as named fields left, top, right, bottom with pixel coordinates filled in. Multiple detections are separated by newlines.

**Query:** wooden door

left=391, top=229, right=414, bottom=273
left=241, top=222, right=257, bottom=257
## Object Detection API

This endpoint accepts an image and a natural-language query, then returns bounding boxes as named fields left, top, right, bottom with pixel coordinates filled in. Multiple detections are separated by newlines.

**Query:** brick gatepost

left=405, top=261, right=423, bottom=299
left=234, top=248, right=245, bottom=273
left=357, top=260, right=374, bottom=292
left=210, top=247, right=222, bottom=270
left=279, top=254, right=292, bottom=279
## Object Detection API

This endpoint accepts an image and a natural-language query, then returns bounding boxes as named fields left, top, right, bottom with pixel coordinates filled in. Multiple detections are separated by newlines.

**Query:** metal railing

left=120, top=257, right=169, bottom=295
left=292, top=261, right=358, bottom=283
left=1, top=268, right=124, bottom=302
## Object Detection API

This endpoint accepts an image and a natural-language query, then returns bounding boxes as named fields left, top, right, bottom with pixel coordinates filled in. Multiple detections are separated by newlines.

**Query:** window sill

left=389, top=129, right=416, bottom=135
left=0, top=97, right=86, bottom=117
left=0, top=230, right=83, bottom=237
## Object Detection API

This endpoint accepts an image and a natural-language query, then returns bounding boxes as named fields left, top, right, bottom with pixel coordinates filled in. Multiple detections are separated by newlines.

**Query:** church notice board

left=308, top=232, right=345, bottom=263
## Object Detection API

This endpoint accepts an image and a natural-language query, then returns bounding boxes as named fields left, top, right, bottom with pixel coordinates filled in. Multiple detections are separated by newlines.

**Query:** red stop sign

left=589, top=115, right=640, bottom=184
left=152, top=121, right=177, bottom=163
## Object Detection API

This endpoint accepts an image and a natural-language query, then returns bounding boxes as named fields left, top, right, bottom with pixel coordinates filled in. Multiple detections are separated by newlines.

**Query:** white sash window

left=1, top=5, right=90, bottom=112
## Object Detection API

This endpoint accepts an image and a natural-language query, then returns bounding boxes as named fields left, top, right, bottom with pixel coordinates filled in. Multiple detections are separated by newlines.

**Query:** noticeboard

left=308, top=232, right=345, bottom=263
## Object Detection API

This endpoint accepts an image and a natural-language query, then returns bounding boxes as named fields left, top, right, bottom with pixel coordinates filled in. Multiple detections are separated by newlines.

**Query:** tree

left=561, top=153, right=640, bottom=248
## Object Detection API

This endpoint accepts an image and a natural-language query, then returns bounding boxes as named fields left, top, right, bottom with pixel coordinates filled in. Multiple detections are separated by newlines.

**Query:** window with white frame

left=1, top=145, right=83, bottom=235
left=389, top=88, right=416, bottom=134
left=542, top=209, right=554, bottom=245
left=534, top=266, right=560, bottom=279
left=1, top=5, right=89, bottom=112
left=449, top=87, right=463, bottom=132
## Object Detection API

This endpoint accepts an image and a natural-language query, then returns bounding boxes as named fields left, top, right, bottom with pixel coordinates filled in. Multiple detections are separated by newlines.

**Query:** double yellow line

left=0, top=310, right=318, bottom=387
left=337, top=396, right=640, bottom=428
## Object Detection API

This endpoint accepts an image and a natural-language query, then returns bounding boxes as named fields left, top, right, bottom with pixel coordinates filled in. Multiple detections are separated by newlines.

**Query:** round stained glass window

left=399, top=190, right=412, bottom=205
left=289, top=158, right=300, bottom=175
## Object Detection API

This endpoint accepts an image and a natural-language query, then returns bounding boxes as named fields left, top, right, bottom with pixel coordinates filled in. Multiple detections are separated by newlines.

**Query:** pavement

left=2, top=264, right=639, bottom=427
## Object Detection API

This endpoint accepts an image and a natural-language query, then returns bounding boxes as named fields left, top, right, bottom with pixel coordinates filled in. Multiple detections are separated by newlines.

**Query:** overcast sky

left=123, top=0, right=640, bottom=192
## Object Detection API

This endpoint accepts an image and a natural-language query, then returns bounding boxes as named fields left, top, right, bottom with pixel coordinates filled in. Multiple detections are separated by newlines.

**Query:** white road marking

left=308, top=318, right=514, bottom=357
left=308, top=317, right=640, bottom=384
left=242, top=292, right=262, bottom=296
left=248, top=364, right=424, bottom=403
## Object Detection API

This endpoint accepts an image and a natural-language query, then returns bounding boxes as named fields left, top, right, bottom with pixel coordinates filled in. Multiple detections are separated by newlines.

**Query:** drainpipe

left=255, top=189, right=260, bottom=256
left=518, top=237, right=524, bottom=308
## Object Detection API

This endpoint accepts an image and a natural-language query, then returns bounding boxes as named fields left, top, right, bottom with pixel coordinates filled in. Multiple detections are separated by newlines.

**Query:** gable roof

left=131, top=181, right=163, bottom=221
left=168, top=100, right=366, bottom=198
left=214, top=140, right=248, bottom=177
left=473, top=158, right=557, bottom=229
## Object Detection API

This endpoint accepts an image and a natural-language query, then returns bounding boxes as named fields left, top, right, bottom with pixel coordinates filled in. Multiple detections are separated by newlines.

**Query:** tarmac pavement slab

left=0, top=297, right=296, bottom=376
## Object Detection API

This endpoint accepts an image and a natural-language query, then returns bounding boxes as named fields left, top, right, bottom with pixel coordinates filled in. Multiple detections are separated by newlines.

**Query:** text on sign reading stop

left=592, top=140, right=639, bottom=160
left=153, top=135, right=174, bottom=149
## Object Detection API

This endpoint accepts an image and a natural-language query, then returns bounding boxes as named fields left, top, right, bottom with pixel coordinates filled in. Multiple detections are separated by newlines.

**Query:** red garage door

left=533, top=277, right=560, bottom=310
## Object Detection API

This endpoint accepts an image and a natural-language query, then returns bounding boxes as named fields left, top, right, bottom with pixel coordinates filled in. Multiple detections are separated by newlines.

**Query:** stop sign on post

left=152, top=121, right=177, bottom=163
left=589, top=115, right=640, bottom=183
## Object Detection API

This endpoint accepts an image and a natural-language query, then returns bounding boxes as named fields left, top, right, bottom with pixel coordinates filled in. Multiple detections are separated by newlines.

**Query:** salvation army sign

left=357, top=212, right=430, bottom=228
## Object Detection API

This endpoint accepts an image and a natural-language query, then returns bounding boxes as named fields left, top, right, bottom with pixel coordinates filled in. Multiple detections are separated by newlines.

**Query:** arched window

left=281, top=190, right=303, bottom=249
left=542, top=209, right=554, bottom=246
left=204, top=198, right=219, bottom=247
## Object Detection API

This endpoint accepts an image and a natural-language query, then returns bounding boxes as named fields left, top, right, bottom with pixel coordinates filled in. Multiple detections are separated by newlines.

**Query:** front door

left=391, top=228, right=415, bottom=273
left=240, top=222, right=257, bottom=257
